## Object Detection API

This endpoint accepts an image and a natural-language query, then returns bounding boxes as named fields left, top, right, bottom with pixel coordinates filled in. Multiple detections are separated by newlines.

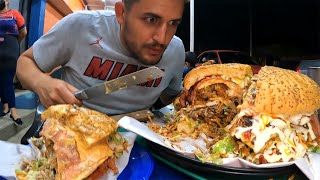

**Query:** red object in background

left=196, top=50, right=262, bottom=74
left=0, top=10, right=26, bottom=36
left=295, top=60, right=320, bottom=75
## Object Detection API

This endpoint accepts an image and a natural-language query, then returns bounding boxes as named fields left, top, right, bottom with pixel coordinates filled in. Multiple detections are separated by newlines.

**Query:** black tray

left=147, top=141, right=308, bottom=180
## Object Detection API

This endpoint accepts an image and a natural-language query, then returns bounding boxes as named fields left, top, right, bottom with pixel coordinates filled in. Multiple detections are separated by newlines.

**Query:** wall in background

left=8, top=0, right=20, bottom=10
left=43, top=0, right=85, bottom=33
left=42, top=0, right=85, bottom=75
left=44, top=2, right=64, bottom=34
left=64, top=0, right=85, bottom=12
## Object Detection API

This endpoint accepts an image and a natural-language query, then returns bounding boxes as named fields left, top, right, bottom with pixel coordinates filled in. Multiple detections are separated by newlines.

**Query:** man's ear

left=115, top=2, right=125, bottom=25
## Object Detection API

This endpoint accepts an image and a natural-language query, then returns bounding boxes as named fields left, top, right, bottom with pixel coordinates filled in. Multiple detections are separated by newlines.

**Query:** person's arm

left=14, top=10, right=27, bottom=43
left=159, top=90, right=182, bottom=105
left=18, top=28, right=27, bottom=43
left=17, top=47, right=82, bottom=108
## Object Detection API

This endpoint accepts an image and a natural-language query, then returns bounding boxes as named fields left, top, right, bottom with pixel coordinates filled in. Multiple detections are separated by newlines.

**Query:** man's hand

left=34, top=76, right=82, bottom=108
left=17, top=47, right=82, bottom=108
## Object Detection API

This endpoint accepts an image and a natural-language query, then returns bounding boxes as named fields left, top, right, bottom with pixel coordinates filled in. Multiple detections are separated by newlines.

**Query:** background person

left=17, top=0, right=186, bottom=115
left=0, top=0, right=27, bottom=125
left=183, top=51, right=198, bottom=78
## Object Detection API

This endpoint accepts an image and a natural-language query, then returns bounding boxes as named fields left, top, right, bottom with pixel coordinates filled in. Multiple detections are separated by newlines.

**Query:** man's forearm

left=16, top=48, right=49, bottom=92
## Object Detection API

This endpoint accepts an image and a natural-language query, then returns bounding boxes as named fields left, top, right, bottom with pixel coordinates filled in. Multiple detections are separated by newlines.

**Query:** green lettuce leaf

left=211, top=135, right=236, bottom=154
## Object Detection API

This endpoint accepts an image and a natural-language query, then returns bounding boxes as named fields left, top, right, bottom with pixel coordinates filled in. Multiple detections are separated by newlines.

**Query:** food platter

left=147, top=141, right=308, bottom=179
left=143, top=100, right=316, bottom=179
left=119, top=106, right=319, bottom=180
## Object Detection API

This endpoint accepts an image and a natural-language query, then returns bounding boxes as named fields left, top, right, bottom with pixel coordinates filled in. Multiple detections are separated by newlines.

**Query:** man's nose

left=153, top=24, right=167, bottom=45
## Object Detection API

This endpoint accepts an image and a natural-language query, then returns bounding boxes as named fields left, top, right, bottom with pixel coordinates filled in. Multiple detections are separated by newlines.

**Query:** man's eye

left=145, top=17, right=157, bottom=23
left=169, top=20, right=181, bottom=26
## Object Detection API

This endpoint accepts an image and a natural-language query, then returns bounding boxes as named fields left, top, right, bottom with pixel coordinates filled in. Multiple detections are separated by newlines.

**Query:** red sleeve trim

left=12, top=10, right=26, bottom=29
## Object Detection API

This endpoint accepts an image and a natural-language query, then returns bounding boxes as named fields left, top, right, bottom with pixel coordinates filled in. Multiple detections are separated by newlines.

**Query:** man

left=183, top=51, right=198, bottom=78
left=17, top=0, right=186, bottom=115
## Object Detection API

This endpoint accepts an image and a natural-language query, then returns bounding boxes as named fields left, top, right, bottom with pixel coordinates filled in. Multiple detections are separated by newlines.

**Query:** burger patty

left=193, top=84, right=229, bottom=105
left=191, top=83, right=242, bottom=107
left=183, top=83, right=241, bottom=128
left=187, top=101, right=237, bottom=128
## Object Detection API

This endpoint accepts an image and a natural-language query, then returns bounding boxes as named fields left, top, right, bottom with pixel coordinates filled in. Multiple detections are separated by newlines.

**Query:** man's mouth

left=148, top=47, right=162, bottom=54
left=144, top=43, right=166, bottom=56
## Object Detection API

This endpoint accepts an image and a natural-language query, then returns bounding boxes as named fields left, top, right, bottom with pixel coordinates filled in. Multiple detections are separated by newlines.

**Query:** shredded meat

left=193, top=84, right=229, bottom=105
left=242, top=78, right=257, bottom=107
left=179, top=90, right=188, bottom=108
left=239, top=116, right=253, bottom=127
left=258, top=155, right=268, bottom=164
left=203, top=128, right=227, bottom=148
left=180, top=82, right=242, bottom=129
left=187, top=101, right=237, bottom=128
left=43, top=139, right=57, bottom=172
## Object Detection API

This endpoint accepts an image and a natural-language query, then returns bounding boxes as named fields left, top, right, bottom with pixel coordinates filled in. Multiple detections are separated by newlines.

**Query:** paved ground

left=0, top=90, right=36, bottom=144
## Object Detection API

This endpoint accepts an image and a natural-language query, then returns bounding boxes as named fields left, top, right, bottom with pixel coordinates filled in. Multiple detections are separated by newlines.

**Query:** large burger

left=177, top=63, right=252, bottom=125
left=227, top=66, right=320, bottom=164
left=15, top=104, right=128, bottom=180
left=165, top=63, right=253, bottom=142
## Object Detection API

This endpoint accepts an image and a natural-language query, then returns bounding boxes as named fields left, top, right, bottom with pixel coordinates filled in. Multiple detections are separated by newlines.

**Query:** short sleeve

left=13, top=10, right=26, bottom=30
left=32, top=13, right=82, bottom=73
left=163, top=41, right=185, bottom=96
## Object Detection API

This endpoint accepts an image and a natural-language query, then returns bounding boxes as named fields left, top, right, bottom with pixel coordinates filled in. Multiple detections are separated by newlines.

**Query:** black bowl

left=147, top=141, right=308, bottom=180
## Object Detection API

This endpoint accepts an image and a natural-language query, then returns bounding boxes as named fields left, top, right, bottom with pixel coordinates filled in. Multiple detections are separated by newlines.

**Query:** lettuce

left=211, top=135, right=236, bottom=154
left=309, top=145, right=320, bottom=153
left=195, top=135, right=237, bottom=165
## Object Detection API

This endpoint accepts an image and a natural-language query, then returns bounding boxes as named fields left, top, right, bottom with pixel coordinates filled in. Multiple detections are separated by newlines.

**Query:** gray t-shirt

left=33, top=10, right=185, bottom=115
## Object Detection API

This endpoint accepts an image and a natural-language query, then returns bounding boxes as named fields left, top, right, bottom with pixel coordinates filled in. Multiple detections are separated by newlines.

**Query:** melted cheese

left=231, top=76, right=251, bottom=89
left=232, top=112, right=315, bottom=163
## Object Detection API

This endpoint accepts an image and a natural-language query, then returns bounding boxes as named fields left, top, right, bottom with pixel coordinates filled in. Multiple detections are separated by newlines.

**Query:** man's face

left=116, top=0, right=184, bottom=65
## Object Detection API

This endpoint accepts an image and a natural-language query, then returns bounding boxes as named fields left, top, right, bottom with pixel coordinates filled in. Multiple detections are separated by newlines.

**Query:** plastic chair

left=20, top=102, right=45, bottom=145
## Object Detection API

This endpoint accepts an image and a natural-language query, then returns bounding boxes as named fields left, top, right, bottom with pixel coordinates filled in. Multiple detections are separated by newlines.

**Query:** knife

left=74, top=66, right=165, bottom=100
left=111, top=109, right=154, bottom=122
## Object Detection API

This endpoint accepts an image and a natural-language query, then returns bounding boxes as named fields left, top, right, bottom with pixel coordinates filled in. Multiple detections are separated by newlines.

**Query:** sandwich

left=176, top=63, right=252, bottom=130
left=15, top=104, right=128, bottom=180
left=150, top=64, right=252, bottom=145
left=148, top=63, right=254, bottom=160
left=227, top=66, right=320, bottom=164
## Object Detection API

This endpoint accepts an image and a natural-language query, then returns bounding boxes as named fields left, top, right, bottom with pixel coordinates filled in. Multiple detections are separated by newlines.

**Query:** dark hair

left=0, top=0, right=5, bottom=11
left=122, top=0, right=139, bottom=11
left=185, top=51, right=198, bottom=67
left=123, top=0, right=187, bottom=11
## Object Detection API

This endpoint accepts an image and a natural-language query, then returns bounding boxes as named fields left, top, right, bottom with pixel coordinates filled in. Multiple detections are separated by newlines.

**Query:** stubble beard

left=122, top=25, right=165, bottom=65
left=124, top=36, right=164, bottom=65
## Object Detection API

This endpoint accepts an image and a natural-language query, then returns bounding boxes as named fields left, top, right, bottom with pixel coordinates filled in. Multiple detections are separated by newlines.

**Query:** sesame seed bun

left=246, top=66, right=320, bottom=115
